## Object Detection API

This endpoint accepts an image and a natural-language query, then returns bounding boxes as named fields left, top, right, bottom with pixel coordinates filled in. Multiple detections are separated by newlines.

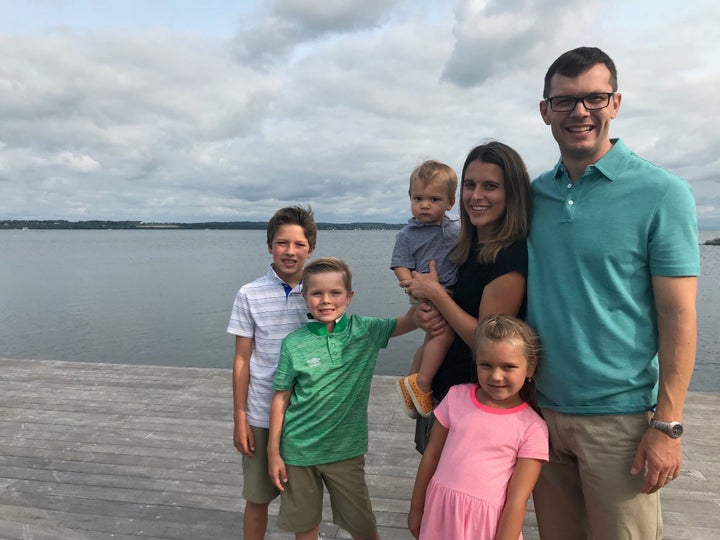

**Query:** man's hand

left=631, top=427, right=681, bottom=494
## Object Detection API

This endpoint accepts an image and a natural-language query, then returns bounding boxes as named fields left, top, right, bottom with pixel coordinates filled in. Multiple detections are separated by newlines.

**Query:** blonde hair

left=301, top=257, right=353, bottom=295
left=408, top=160, right=458, bottom=202
left=473, top=314, right=542, bottom=415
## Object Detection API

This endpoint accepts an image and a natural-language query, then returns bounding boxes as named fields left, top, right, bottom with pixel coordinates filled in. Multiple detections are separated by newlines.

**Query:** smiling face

left=475, top=338, right=535, bottom=409
left=303, top=271, right=353, bottom=330
left=410, top=180, right=454, bottom=225
left=540, top=63, right=622, bottom=176
left=267, top=224, right=314, bottom=287
left=461, top=160, right=506, bottom=242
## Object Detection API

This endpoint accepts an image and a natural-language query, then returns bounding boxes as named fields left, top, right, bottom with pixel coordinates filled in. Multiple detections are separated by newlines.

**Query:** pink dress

left=419, top=384, right=549, bottom=540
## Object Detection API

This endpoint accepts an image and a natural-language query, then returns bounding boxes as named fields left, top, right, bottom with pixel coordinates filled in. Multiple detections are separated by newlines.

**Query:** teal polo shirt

left=273, top=313, right=396, bottom=466
left=527, top=139, right=699, bottom=414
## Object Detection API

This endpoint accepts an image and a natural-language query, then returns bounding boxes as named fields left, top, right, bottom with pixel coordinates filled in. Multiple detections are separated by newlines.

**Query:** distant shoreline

left=1, top=219, right=404, bottom=231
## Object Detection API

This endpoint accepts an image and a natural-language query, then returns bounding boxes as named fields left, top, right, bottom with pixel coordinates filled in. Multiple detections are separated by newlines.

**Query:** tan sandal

left=404, top=373, right=434, bottom=418
left=396, top=377, right=418, bottom=419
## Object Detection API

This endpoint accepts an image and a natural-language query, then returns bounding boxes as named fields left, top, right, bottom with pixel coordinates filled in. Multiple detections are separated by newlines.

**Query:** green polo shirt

left=273, top=313, right=397, bottom=466
left=527, top=139, right=699, bottom=414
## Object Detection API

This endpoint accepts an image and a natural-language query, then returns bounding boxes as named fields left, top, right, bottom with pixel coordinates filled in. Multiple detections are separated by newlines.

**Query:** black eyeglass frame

left=544, top=92, right=616, bottom=112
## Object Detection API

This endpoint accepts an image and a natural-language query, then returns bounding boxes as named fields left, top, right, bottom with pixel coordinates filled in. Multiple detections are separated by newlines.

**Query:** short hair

left=266, top=205, right=317, bottom=250
left=301, top=257, right=353, bottom=295
left=543, top=46, right=618, bottom=98
left=408, top=160, right=458, bottom=202
left=454, top=141, right=531, bottom=265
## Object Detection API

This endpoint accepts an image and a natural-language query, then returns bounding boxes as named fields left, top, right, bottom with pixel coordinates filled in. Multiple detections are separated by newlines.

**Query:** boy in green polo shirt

left=268, top=257, right=416, bottom=540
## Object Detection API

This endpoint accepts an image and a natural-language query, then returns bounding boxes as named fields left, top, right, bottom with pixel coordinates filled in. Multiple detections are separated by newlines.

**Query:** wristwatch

left=650, top=418, right=683, bottom=439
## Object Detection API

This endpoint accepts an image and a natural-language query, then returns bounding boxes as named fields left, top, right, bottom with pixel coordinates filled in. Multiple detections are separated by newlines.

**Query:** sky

left=1, top=0, right=718, bottom=227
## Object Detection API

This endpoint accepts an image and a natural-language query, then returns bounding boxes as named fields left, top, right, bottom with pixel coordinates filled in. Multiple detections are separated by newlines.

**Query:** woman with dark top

left=401, top=141, right=532, bottom=451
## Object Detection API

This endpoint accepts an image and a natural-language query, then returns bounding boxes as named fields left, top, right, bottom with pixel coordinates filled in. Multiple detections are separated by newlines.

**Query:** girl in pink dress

left=408, top=314, right=549, bottom=540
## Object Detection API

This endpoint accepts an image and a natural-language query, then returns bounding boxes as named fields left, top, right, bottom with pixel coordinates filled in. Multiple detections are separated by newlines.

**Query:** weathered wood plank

left=0, top=358, right=718, bottom=539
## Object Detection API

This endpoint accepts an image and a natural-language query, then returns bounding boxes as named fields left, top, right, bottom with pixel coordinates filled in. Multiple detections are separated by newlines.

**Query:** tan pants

left=533, top=410, right=662, bottom=540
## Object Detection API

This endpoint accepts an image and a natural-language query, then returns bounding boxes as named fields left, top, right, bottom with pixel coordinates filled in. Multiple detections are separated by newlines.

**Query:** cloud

left=232, top=0, right=402, bottom=67
left=0, top=0, right=718, bottom=227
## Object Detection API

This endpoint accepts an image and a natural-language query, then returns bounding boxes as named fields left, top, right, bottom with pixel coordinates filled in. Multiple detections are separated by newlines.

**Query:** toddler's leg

left=416, top=328, right=455, bottom=392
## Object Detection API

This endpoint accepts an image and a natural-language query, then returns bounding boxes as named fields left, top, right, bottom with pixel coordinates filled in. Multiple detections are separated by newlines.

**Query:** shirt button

left=567, top=183, right=573, bottom=189
left=568, top=200, right=574, bottom=206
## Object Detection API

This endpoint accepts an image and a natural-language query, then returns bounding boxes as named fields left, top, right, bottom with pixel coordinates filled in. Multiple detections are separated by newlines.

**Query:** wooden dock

left=0, top=358, right=718, bottom=539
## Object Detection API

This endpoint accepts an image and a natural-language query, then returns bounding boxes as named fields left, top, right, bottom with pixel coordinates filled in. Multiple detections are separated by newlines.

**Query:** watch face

left=670, top=423, right=684, bottom=438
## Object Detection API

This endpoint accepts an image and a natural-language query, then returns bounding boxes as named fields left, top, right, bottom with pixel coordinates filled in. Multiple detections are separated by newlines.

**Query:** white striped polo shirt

left=227, top=265, right=308, bottom=427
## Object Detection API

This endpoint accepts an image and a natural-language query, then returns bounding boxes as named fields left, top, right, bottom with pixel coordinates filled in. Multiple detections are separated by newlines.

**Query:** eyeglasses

left=545, top=92, right=615, bottom=112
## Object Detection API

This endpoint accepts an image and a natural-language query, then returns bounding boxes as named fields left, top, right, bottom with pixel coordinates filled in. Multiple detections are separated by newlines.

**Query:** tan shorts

left=241, top=426, right=280, bottom=504
left=278, top=455, right=377, bottom=537
left=533, top=410, right=661, bottom=540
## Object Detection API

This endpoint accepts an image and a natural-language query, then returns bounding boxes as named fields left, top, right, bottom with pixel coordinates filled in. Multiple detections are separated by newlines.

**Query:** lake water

left=1, top=229, right=718, bottom=392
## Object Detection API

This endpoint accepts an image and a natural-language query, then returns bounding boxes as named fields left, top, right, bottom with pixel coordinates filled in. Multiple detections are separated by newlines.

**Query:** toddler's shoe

left=404, top=373, right=434, bottom=418
left=396, top=377, right=418, bottom=419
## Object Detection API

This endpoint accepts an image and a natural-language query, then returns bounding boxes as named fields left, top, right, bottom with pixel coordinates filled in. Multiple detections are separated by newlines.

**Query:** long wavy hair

left=452, top=141, right=531, bottom=265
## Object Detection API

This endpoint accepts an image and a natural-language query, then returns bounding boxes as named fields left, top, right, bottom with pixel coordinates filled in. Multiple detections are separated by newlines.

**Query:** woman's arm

left=408, top=421, right=449, bottom=538
left=494, top=457, right=543, bottom=540
left=402, top=260, right=526, bottom=347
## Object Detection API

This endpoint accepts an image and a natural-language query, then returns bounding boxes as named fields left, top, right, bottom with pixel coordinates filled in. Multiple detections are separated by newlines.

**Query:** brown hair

left=266, top=205, right=317, bottom=250
left=543, top=46, right=618, bottom=98
left=454, top=141, right=531, bottom=265
left=301, top=257, right=353, bottom=295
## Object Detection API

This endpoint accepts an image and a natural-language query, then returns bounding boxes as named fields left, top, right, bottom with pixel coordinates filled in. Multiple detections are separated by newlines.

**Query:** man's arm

left=232, top=336, right=254, bottom=455
left=631, top=275, right=697, bottom=493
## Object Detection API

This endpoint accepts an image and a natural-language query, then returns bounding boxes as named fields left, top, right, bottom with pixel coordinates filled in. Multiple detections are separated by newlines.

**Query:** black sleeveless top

left=431, top=240, right=528, bottom=400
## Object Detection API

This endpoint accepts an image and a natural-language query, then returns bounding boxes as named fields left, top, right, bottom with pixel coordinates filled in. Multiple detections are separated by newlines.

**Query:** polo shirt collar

left=408, top=217, right=440, bottom=228
left=553, top=138, right=629, bottom=183
left=306, top=313, right=349, bottom=335
left=267, top=265, right=303, bottom=293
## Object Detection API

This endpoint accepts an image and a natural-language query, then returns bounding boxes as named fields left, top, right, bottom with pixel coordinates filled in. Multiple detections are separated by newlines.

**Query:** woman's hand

left=413, top=302, right=448, bottom=336
left=400, top=260, right=442, bottom=301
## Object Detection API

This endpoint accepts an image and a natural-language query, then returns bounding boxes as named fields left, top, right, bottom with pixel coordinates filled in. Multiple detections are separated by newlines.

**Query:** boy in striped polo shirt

left=227, top=206, right=316, bottom=540
left=268, top=257, right=417, bottom=540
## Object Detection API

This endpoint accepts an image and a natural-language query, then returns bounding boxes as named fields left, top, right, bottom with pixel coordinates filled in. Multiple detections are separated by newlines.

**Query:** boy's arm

left=268, top=389, right=292, bottom=491
left=232, top=336, right=254, bottom=455
left=408, top=421, right=448, bottom=538
left=494, top=457, right=543, bottom=540
left=392, top=307, right=418, bottom=337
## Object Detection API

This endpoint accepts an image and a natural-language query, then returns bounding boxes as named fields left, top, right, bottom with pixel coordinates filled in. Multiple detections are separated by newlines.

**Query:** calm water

left=1, top=229, right=718, bottom=392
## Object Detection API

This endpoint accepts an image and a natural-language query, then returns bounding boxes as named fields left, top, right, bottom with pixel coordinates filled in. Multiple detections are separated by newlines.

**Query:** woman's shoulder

left=494, top=239, right=528, bottom=267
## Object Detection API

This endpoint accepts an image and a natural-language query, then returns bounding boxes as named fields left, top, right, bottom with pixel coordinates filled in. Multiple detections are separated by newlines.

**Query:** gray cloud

left=0, top=0, right=718, bottom=227
left=232, top=0, right=401, bottom=67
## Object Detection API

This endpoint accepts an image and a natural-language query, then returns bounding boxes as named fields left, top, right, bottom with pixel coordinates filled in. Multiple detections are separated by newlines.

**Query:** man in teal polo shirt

left=527, top=46, right=699, bottom=539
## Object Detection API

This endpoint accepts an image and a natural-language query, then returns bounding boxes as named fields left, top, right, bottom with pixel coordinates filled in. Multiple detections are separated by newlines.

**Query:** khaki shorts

left=241, top=426, right=280, bottom=504
left=278, top=455, right=377, bottom=537
left=533, top=410, right=661, bottom=540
